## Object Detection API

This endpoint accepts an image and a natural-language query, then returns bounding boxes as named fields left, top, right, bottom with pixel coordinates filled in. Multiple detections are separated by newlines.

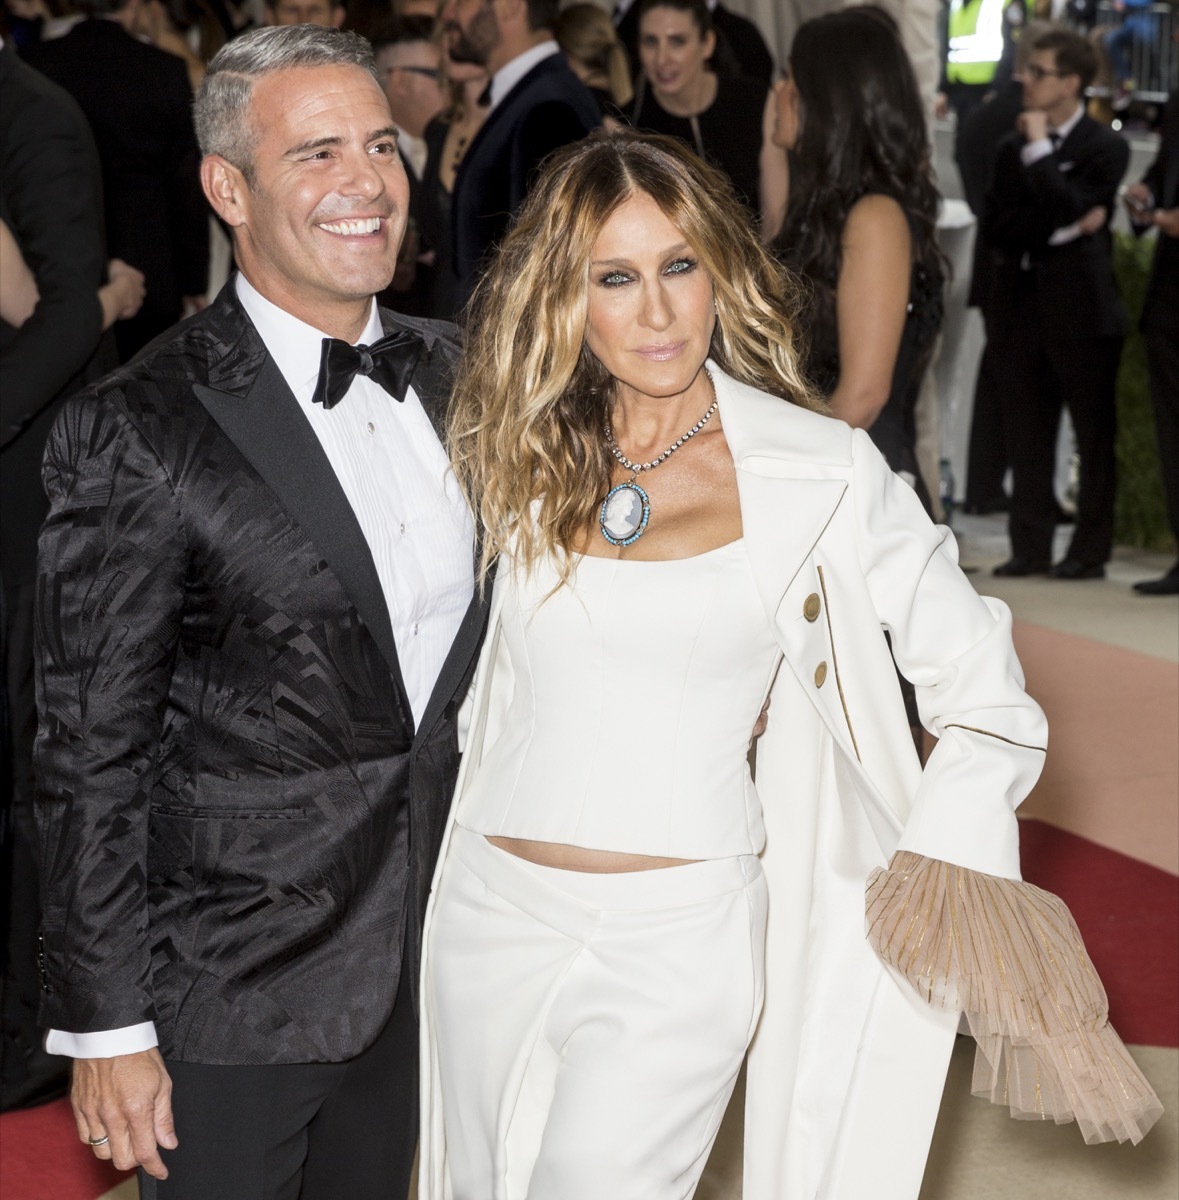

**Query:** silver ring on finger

left=88, top=1134, right=110, bottom=1147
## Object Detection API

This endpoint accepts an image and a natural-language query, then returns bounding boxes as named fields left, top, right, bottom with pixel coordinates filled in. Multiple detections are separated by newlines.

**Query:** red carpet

left=0, top=1096, right=131, bottom=1199
left=1019, top=817, right=1178, bottom=1048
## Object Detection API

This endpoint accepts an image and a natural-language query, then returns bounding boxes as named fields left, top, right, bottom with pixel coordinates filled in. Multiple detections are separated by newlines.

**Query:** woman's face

left=771, top=67, right=801, bottom=149
left=638, top=7, right=715, bottom=105
left=584, top=192, right=715, bottom=407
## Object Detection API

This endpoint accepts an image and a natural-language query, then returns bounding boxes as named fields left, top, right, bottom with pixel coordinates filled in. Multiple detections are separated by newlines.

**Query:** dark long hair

left=776, top=6, right=944, bottom=291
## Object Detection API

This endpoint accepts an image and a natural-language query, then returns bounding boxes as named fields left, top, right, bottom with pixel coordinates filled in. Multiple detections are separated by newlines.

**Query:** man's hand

left=1154, top=207, right=1179, bottom=238
left=1077, top=205, right=1108, bottom=235
left=1016, top=109, right=1049, bottom=143
left=71, top=1049, right=177, bottom=1180
left=1123, top=181, right=1155, bottom=222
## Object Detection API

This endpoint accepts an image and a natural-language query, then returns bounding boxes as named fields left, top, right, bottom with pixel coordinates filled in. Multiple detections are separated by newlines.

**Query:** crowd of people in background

left=0, top=0, right=1175, bottom=1124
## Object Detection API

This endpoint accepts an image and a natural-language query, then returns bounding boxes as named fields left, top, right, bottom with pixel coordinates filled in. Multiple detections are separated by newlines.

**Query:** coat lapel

left=713, top=364, right=851, bottom=625
left=192, top=286, right=412, bottom=714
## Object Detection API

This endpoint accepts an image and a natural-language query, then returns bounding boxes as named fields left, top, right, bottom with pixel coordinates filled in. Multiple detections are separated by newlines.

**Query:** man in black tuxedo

left=34, top=26, right=487, bottom=1199
left=26, top=0, right=208, bottom=361
left=1125, top=95, right=1179, bottom=595
left=983, top=28, right=1129, bottom=579
left=442, top=0, right=600, bottom=307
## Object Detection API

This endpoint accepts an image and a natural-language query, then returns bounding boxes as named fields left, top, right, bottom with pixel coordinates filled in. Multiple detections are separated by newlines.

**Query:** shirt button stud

left=814, top=662, right=828, bottom=688
left=803, top=593, right=821, bottom=622
left=366, top=422, right=375, bottom=434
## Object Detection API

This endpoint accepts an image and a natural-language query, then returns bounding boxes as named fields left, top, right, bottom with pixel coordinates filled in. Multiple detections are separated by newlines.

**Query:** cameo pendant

left=599, top=480, right=650, bottom=546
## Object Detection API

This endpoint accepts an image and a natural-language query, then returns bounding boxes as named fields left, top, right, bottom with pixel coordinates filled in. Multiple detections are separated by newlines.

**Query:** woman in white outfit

left=420, top=131, right=1161, bottom=1200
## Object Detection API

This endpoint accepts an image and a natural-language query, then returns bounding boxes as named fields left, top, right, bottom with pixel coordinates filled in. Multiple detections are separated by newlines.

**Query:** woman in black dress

left=773, top=5, right=945, bottom=510
left=630, top=0, right=784, bottom=238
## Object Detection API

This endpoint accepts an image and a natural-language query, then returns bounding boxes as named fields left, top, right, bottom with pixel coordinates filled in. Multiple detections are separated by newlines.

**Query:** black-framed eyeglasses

left=381, top=66, right=442, bottom=80
left=1024, top=64, right=1067, bottom=81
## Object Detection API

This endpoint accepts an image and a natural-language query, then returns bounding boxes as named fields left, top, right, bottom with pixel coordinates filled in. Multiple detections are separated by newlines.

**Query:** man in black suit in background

left=373, top=16, right=448, bottom=317
left=0, top=35, right=111, bottom=1112
left=1125, top=95, right=1179, bottom=595
left=34, top=26, right=486, bottom=1199
left=983, top=28, right=1129, bottom=579
left=26, top=0, right=208, bottom=360
left=441, top=0, right=600, bottom=307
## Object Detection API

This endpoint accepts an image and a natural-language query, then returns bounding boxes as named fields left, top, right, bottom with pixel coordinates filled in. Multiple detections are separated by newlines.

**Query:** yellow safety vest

left=947, top=0, right=1004, bottom=85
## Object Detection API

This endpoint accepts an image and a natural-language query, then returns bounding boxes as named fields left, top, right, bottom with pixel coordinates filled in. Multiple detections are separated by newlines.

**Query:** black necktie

left=311, top=330, right=424, bottom=410
left=1048, top=130, right=1062, bottom=153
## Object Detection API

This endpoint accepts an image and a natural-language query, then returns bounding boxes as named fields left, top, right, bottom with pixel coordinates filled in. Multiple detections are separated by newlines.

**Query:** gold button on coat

left=803, top=593, right=821, bottom=622
left=814, top=662, right=828, bottom=688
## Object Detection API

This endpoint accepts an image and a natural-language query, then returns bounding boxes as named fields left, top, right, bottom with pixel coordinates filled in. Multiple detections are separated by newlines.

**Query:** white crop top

left=459, top=539, right=783, bottom=859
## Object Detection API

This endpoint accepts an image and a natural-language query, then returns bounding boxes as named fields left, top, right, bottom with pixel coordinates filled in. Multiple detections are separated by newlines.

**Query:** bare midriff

left=485, top=836, right=699, bottom=872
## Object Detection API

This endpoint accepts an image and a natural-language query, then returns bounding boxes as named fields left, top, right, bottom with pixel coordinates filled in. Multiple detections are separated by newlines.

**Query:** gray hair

left=195, top=25, right=379, bottom=180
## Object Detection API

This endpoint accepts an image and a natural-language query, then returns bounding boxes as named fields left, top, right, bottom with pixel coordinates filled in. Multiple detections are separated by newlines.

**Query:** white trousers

left=426, top=826, right=768, bottom=1200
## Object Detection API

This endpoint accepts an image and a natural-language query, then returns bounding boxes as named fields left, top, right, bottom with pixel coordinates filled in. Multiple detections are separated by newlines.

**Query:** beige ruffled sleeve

left=866, top=851, right=1164, bottom=1145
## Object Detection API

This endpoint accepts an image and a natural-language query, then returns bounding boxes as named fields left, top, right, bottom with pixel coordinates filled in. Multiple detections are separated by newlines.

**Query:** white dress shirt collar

left=1049, top=102, right=1084, bottom=144
left=234, top=272, right=384, bottom=401
left=489, top=40, right=560, bottom=110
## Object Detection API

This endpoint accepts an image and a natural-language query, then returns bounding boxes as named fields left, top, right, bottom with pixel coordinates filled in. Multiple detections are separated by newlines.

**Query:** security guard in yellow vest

left=939, top=0, right=1006, bottom=123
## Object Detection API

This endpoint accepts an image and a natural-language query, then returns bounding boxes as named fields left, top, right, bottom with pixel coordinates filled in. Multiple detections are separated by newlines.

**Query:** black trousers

left=1145, top=320, right=1179, bottom=547
left=992, top=278, right=1123, bottom=567
left=140, top=965, right=418, bottom=1200
left=964, top=310, right=1010, bottom=510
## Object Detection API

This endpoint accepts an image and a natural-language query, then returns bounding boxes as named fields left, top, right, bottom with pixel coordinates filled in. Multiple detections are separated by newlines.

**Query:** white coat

left=419, top=364, right=1048, bottom=1200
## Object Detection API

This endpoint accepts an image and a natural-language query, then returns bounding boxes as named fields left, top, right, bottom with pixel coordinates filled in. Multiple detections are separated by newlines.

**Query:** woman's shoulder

left=844, top=192, right=911, bottom=237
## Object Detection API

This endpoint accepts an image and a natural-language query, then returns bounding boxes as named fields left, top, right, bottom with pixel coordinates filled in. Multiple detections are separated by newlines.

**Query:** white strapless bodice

left=458, top=539, right=782, bottom=859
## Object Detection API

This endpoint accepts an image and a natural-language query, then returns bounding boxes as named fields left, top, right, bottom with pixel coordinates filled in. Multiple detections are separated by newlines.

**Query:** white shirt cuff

left=1021, top=138, right=1053, bottom=166
left=45, top=1022, right=158, bottom=1058
left=1048, top=222, right=1083, bottom=246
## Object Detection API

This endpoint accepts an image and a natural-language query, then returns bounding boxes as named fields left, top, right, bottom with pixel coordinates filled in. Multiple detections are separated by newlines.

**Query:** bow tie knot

left=312, top=329, right=424, bottom=410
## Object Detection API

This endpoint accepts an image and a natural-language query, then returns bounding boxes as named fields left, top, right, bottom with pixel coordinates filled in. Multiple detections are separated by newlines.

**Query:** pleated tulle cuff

left=865, top=851, right=1164, bottom=1145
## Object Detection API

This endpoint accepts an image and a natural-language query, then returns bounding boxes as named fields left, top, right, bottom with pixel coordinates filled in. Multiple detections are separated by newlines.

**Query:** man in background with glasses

left=983, top=27, right=1129, bottom=582
left=374, top=16, right=448, bottom=315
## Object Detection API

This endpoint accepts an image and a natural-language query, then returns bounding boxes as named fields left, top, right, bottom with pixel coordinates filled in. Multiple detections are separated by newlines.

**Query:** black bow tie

left=311, top=330, right=424, bottom=410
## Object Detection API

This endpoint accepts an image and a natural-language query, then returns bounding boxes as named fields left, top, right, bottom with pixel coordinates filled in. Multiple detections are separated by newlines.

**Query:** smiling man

left=32, top=25, right=486, bottom=1200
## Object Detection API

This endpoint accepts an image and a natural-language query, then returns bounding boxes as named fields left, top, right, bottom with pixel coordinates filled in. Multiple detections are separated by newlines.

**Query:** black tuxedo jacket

left=34, top=283, right=489, bottom=1064
left=982, top=112, right=1130, bottom=341
left=1140, top=96, right=1178, bottom=334
left=451, top=54, right=600, bottom=306
left=26, top=19, right=208, bottom=358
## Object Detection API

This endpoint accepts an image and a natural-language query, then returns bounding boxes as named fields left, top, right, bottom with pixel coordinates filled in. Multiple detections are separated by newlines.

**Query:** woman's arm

left=0, top=219, right=40, bottom=328
left=97, top=259, right=146, bottom=331
left=827, top=194, right=911, bottom=429
left=758, top=89, right=788, bottom=242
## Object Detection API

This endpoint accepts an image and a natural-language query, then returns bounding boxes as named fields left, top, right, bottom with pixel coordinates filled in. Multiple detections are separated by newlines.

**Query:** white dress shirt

left=47, top=274, right=474, bottom=1058
left=1020, top=101, right=1086, bottom=247
left=487, top=40, right=560, bottom=110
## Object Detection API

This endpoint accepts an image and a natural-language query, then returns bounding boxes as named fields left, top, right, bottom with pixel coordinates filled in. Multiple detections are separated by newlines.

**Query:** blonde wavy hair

left=449, top=130, right=822, bottom=587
